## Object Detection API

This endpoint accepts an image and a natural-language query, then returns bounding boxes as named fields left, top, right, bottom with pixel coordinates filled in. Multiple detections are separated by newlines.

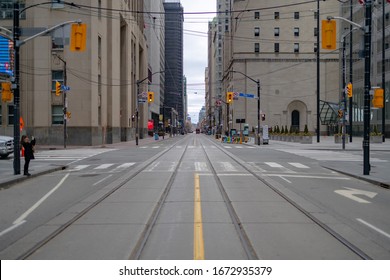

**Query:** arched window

left=291, top=110, right=300, bottom=132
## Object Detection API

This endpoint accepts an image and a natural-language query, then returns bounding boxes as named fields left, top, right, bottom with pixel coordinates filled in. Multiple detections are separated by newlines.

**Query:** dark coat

left=22, top=139, right=35, bottom=160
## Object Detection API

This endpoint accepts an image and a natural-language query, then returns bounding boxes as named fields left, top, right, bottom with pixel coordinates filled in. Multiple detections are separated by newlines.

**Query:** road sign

left=239, top=92, right=255, bottom=98
left=61, top=85, right=70, bottom=91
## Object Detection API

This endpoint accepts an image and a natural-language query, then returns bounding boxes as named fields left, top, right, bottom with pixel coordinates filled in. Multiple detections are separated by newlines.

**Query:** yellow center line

left=194, top=173, right=205, bottom=260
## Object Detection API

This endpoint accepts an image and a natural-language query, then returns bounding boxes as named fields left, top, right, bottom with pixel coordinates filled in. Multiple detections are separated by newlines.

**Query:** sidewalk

left=244, top=136, right=390, bottom=189
left=0, top=134, right=168, bottom=189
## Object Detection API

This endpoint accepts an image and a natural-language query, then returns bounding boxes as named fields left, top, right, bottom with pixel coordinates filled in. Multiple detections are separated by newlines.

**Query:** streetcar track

left=199, top=141, right=259, bottom=260
left=204, top=137, right=372, bottom=260
left=129, top=142, right=190, bottom=260
left=16, top=138, right=188, bottom=260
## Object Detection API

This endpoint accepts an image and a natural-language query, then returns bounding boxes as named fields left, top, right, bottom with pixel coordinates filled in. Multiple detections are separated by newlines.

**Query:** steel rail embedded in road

left=199, top=141, right=259, bottom=260
left=204, top=137, right=372, bottom=260
left=16, top=137, right=188, bottom=260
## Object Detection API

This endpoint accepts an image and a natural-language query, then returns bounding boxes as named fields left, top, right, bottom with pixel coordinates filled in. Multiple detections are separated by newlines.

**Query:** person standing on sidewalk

left=21, top=135, right=36, bottom=176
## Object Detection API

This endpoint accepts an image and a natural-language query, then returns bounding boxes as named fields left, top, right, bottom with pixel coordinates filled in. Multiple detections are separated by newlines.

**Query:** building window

left=0, top=104, right=2, bottom=125
left=52, top=105, right=64, bottom=125
left=274, top=27, right=280, bottom=37
left=314, top=11, right=318, bottom=20
left=274, top=12, right=280, bottom=20
left=52, top=71, right=64, bottom=91
left=254, top=11, right=260, bottom=19
left=314, top=43, right=318, bottom=53
left=254, top=43, right=260, bottom=53
left=254, top=27, right=260, bottom=37
left=314, top=27, right=318, bottom=37
left=7, top=104, right=14, bottom=125
left=275, top=43, right=280, bottom=53
left=294, top=27, right=299, bottom=37
left=294, top=12, right=300, bottom=20
left=51, top=0, right=64, bottom=9
left=294, top=43, right=300, bottom=53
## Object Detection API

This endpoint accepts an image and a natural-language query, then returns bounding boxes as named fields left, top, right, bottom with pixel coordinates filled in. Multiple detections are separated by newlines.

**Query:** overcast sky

left=181, top=0, right=216, bottom=124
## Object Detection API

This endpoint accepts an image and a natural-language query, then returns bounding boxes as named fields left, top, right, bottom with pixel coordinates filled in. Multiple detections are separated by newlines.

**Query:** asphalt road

left=0, top=134, right=389, bottom=259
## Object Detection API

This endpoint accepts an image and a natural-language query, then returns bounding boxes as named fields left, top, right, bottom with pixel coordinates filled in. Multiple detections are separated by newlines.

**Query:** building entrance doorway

left=291, top=110, right=300, bottom=132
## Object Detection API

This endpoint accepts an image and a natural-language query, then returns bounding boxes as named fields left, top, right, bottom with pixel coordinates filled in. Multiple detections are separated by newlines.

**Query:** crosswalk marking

left=288, top=162, right=310, bottom=169
left=94, top=163, right=114, bottom=170
left=68, top=163, right=136, bottom=173
left=113, top=162, right=136, bottom=171
left=195, top=162, right=208, bottom=172
left=277, top=149, right=387, bottom=162
left=68, top=165, right=89, bottom=172
left=219, top=162, right=237, bottom=172
left=265, top=162, right=296, bottom=173
left=34, top=148, right=116, bottom=162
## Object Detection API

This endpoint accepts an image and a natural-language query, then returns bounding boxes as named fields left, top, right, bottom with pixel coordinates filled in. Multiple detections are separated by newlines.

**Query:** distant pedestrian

left=21, top=135, right=36, bottom=176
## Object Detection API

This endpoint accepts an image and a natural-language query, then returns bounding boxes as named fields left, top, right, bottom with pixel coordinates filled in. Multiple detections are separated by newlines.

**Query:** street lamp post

left=136, top=71, right=164, bottom=146
left=230, top=71, right=261, bottom=145
left=363, top=1, right=373, bottom=175
left=12, top=1, right=79, bottom=174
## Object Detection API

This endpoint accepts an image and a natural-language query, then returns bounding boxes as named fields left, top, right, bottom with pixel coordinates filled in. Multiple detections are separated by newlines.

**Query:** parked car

left=0, top=135, right=14, bottom=158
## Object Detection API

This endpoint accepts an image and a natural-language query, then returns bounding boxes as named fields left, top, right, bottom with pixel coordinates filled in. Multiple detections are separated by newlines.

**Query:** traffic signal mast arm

left=15, top=20, right=82, bottom=47
left=326, top=16, right=364, bottom=31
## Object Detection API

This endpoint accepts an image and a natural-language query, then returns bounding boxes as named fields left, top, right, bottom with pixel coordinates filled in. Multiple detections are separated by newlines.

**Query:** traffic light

left=1, top=82, right=12, bottom=102
left=70, top=23, right=87, bottom=52
left=148, top=91, right=154, bottom=103
left=372, top=88, right=384, bottom=108
left=321, top=20, right=336, bottom=50
left=55, top=81, right=62, bottom=96
left=226, top=92, right=233, bottom=104
left=338, top=109, right=343, bottom=118
left=66, top=111, right=71, bottom=119
left=261, top=114, right=265, bottom=121
left=346, top=82, right=353, bottom=98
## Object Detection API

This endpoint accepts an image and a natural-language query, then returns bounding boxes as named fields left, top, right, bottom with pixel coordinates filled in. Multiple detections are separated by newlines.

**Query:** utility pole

left=363, top=0, right=373, bottom=175
left=382, top=0, right=386, bottom=142
left=316, top=0, right=320, bottom=143
left=13, top=2, right=21, bottom=174
left=349, top=0, right=353, bottom=143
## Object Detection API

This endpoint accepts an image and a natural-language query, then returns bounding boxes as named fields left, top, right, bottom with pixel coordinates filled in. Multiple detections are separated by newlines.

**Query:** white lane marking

left=93, top=174, right=113, bottom=186
left=0, top=220, right=26, bottom=238
left=335, top=187, right=377, bottom=204
left=288, top=162, right=310, bottom=169
left=278, top=176, right=292, bottom=184
left=13, top=173, right=70, bottom=225
left=266, top=174, right=350, bottom=180
left=94, top=164, right=114, bottom=170
left=357, top=218, right=390, bottom=239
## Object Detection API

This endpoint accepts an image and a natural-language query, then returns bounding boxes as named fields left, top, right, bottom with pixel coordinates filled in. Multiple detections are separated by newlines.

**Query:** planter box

left=334, top=135, right=349, bottom=144
left=370, top=135, right=383, bottom=143
left=300, top=135, right=312, bottom=144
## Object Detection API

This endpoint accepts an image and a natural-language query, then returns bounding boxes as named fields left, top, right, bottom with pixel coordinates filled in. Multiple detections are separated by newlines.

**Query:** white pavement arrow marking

left=334, top=187, right=377, bottom=204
